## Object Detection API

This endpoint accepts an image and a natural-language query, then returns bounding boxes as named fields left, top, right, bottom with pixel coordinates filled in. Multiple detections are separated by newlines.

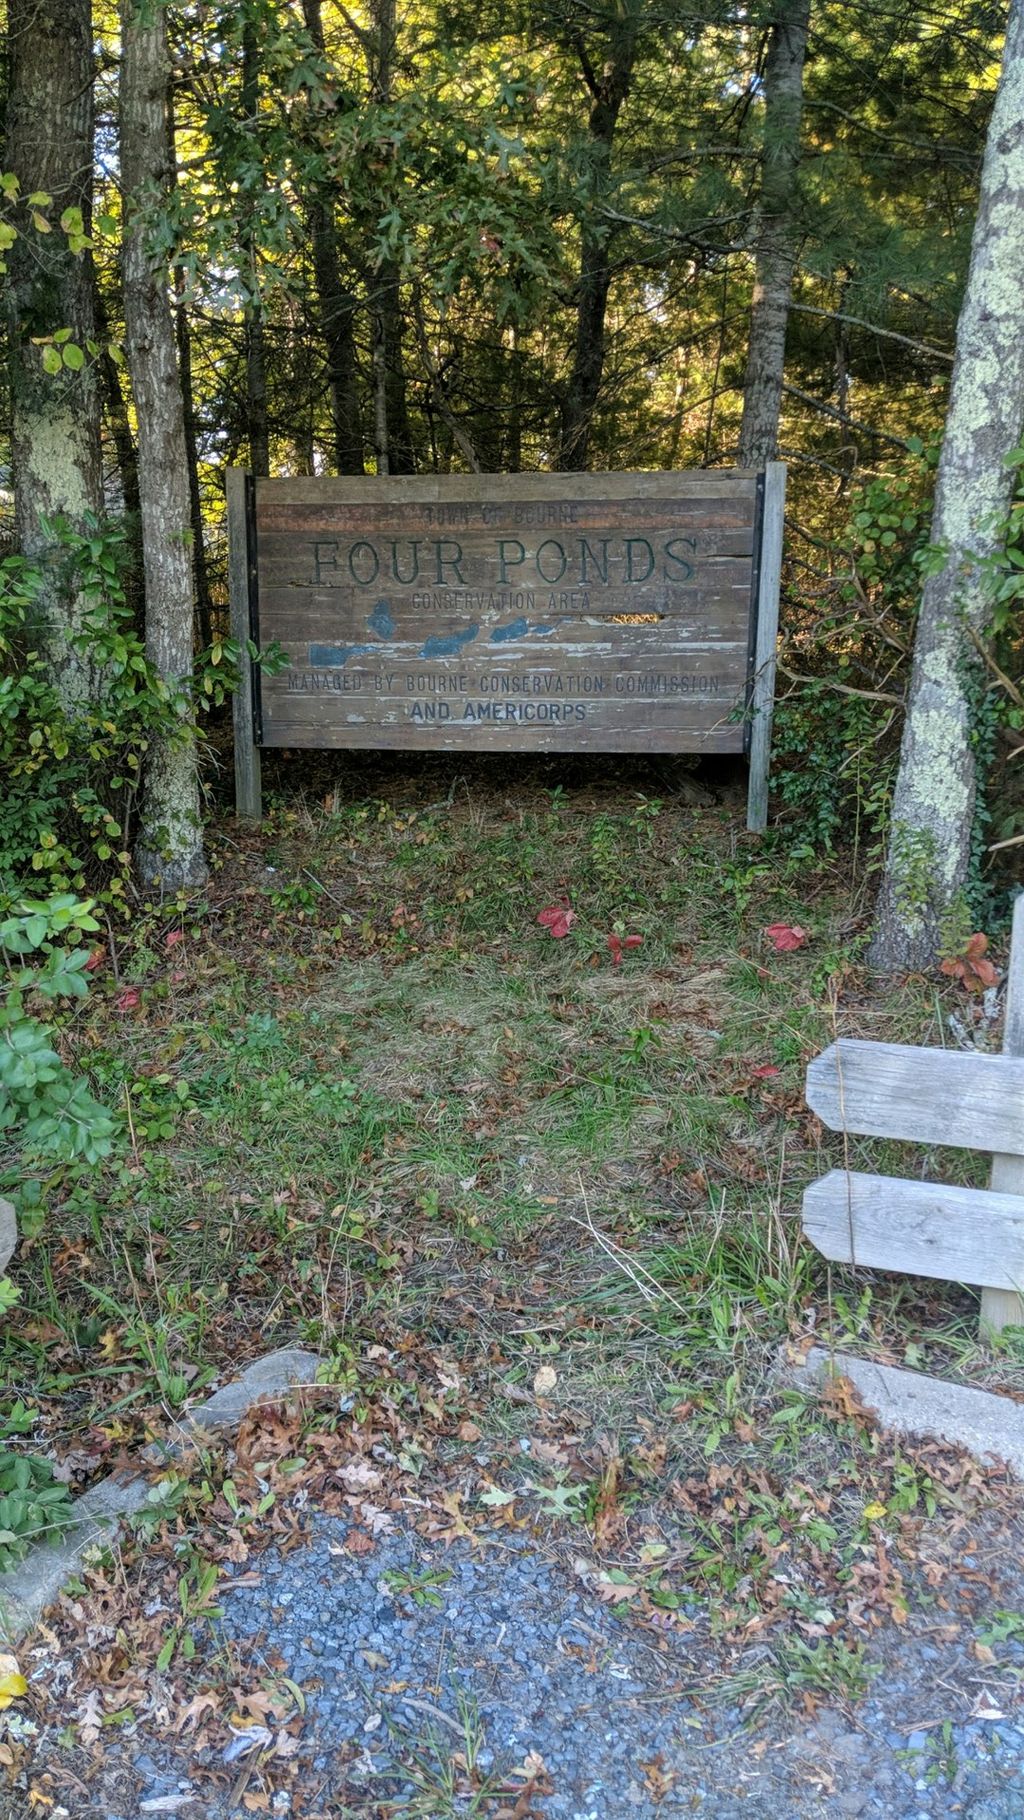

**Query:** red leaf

left=607, top=931, right=642, bottom=968
left=84, top=947, right=106, bottom=973
left=751, top=1065, right=780, bottom=1079
left=537, top=901, right=576, bottom=939
left=165, top=929, right=184, bottom=951
left=764, top=922, right=808, bottom=953
left=114, top=987, right=141, bottom=1012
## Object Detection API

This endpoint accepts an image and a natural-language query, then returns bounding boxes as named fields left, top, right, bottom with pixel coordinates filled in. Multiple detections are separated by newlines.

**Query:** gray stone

left=183, top=1347, right=321, bottom=1434
left=781, top=1344, right=1024, bottom=1477
left=0, top=1199, right=15, bottom=1277
left=0, top=1468, right=150, bottom=1643
left=0, top=1347, right=321, bottom=1641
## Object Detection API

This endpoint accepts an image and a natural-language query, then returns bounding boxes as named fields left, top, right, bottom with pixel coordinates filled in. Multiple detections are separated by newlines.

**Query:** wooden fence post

left=746, top=461, right=786, bottom=833
left=982, top=893, right=1024, bottom=1336
left=227, top=466, right=262, bottom=821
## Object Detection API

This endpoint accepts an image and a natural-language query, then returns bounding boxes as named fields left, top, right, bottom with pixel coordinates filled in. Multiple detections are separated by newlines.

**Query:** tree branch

left=789, top=302, right=953, bottom=363
left=781, top=383, right=912, bottom=449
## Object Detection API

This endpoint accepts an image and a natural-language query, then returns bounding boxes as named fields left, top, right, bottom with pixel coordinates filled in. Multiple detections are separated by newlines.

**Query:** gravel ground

left=105, top=1511, right=1024, bottom=1820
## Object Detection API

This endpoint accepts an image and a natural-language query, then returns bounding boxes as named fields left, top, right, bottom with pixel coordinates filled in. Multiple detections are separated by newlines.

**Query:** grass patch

left=2, top=759, right=1018, bottom=1518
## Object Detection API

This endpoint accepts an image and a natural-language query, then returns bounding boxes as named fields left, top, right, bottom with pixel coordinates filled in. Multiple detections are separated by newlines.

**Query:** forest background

left=2, top=0, right=1022, bottom=944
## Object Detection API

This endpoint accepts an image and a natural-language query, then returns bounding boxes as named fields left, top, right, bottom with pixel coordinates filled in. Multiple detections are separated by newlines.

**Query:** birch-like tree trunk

left=6, top=0, right=103, bottom=709
left=870, top=0, right=1024, bottom=970
left=736, top=0, right=810, bottom=471
left=120, top=0, right=207, bottom=890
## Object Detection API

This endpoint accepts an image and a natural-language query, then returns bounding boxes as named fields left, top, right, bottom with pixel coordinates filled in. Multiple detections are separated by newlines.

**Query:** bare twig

left=777, top=663, right=903, bottom=706
left=967, top=624, right=1024, bottom=710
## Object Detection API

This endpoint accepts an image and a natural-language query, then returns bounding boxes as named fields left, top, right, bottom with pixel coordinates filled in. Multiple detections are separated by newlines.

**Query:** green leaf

left=61, top=344, right=85, bottom=371
left=41, top=346, right=62, bottom=376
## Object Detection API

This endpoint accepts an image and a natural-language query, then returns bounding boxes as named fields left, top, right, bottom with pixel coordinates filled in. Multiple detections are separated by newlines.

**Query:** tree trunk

left=93, top=274, right=141, bottom=528
left=120, top=0, right=207, bottom=890
left=175, top=260, right=215, bottom=649
left=5, top=0, right=103, bottom=709
left=300, top=0, right=364, bottom=474
left=736, top=0, right=810, bottom=471
left=167, top=103, right=214, bottom=648
left=368, top=0, right=414, bottom=474
left=870, top=0, right=1024, bottom=971
left=241, top=19, right=270, bottom=478
left=557, top=2, right=639, bottom=472
left=92, top=270, right=145, bottom=628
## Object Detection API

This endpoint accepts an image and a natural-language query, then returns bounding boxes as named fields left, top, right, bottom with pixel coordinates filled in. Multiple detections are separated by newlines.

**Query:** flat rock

left=0, top=1469, right=150, bottom=1643
left=0, top=1198, right=16, bottom=1277
left=183, top=1347, right=321, bottom=1433
left=783, top=1344, right=1024, bottom=1477
left=0, top=1347, right=321, bottom=1641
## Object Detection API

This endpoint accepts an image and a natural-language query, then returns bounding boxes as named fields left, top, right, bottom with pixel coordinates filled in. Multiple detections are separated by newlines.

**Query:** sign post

left=226, top=466, right=262, bottom=821
left=227, top=466, right=786, bottom=827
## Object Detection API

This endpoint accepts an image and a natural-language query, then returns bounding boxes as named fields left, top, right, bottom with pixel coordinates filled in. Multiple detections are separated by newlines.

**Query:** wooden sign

left=227, top=466, right=786, bottom=829
left=802, top=896, right=1024, bottom=1337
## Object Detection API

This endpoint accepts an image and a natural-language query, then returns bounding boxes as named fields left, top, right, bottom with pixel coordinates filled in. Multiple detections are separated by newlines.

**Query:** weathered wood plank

left=806, top=1039, right=1024, bottom=1156
left=226, top=468, right=261, bottom=820
left=255, top=499, right=758, bottom=539
left=256, top=591, right=752, bottom=638
left=747, top=462, right=786, bottom=832
left=255, top=471, right=760, bottom=508
left=984, top=896, right=1024, bottom=1333
left=802, top=1170, right=1024, bottom=1292
left=257, top=720, right=747, bottom=754
left=253, top=536, right=754, bottom=599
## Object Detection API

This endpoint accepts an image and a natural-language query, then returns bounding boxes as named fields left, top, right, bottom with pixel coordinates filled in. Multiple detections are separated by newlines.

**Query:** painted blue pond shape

left=421, top=626, right=479, bottom=659
left=489, top=619, right=558, bottom=644
left=309, top=643, right=373, bottom=667
left=367, top=599, right=394, bottom=638
left=490, top=617, right=529, bottom=644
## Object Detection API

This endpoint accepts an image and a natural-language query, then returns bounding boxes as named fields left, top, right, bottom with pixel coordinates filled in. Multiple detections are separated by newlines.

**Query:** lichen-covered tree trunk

left=120, top=0, right=207, bottom=890
left=557, top=1, right=639, bottom=473
left=870, top=0, right=1024, bottom=971
left=736, top=0, right=810, bottom=471
left=5, top=0, right=103, bottom=709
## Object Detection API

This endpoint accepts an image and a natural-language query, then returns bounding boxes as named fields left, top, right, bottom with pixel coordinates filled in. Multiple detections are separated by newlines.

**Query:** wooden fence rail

left=802, top=896, right=1024, bottom=1336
